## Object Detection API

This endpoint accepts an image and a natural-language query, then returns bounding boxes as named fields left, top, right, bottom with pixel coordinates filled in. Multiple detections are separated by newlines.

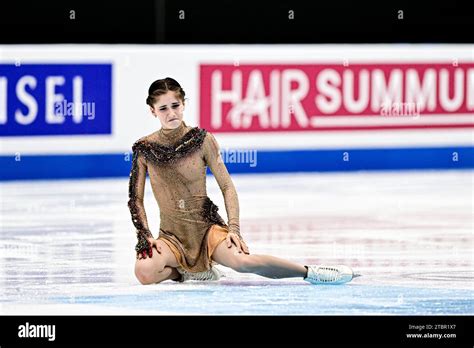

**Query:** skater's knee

left=135, top=264, right=152, bottom=284
left=135, top=259, right=165, bottom=285
left=135, top=271, right=155, bottom=285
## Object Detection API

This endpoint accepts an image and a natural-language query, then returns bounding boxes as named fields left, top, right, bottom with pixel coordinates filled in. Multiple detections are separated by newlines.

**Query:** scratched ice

left=0, top=171, right=472, bottom=314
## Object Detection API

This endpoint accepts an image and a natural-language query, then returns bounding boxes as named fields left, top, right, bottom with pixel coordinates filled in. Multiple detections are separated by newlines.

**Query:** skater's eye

left=158, top=103, right=180, bottom=111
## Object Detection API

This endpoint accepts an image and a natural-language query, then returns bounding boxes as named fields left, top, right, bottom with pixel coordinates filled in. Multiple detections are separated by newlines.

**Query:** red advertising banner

left=200, top=63, right=474, bottom=132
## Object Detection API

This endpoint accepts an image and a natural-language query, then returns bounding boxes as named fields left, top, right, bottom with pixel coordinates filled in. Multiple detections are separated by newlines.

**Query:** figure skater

left=129, top=77, right=358, bottom=285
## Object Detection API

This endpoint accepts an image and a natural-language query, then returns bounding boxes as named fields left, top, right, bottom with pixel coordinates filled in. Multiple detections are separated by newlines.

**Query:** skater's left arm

left=204, top=133, right=249, bottom=253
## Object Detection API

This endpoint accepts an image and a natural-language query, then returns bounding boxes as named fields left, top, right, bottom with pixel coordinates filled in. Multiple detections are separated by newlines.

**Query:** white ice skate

left=179, top=266, right=225, bottom=282
left=304, top=265, right=357, bottom=285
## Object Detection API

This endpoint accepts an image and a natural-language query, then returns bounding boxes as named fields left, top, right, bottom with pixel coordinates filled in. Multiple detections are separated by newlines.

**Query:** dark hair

left=146, top=77, right=186, bottom=106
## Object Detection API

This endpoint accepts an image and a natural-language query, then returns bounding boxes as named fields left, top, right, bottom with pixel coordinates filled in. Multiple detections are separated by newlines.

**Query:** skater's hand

left=135, top=231, right=154, bottom=260
left=148, top=238, right=162, bottom=255
left=226, top=233, right=250, bottom=255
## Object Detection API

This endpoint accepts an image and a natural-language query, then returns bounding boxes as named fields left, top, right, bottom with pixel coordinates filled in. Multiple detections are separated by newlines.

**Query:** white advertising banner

left=0, top=44, right=473, bottom=155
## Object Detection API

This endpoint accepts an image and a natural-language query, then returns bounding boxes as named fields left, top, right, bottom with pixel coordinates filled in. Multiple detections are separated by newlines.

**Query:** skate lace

left=316, top=266, right=340, bottom=282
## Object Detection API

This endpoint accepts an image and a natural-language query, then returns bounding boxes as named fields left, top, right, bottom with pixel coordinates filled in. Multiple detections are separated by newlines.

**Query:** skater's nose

left=167, top=113, right=178, bottom=122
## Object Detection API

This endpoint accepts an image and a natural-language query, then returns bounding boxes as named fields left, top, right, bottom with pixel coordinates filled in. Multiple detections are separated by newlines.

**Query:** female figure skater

left=129, top=77, right=357, bottom=285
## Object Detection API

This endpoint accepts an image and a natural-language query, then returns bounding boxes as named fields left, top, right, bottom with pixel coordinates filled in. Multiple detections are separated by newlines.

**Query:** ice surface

left=0, top=171, right=472, bottom=314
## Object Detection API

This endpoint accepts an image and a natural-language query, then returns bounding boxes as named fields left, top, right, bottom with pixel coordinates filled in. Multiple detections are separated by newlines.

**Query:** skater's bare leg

left=211, top=241, right=307, bottom=279
left=135, top=239, right=180, bottom=285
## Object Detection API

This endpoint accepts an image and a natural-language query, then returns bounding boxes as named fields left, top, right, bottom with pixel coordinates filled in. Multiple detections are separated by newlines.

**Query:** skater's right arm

left=128, top=143, right=153, bottom=259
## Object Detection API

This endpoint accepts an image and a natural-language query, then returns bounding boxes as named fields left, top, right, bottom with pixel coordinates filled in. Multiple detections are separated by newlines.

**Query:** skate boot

left=179, top=266, right=225, bottom=282
left=304, top=265, right=356, bottom=285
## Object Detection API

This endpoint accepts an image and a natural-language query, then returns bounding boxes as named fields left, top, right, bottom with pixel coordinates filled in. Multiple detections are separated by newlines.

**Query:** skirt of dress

left=158, top=224, right=229, bottom=273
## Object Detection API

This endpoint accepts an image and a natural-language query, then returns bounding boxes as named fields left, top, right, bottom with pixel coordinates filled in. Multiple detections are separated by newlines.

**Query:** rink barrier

left=0, top=146, right=473, bottom=180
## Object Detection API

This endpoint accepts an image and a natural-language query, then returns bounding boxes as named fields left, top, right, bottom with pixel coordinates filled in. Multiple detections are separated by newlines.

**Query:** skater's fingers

left=225, top=234, right=232, bottom=248
left=149, top=239, right=161, bottom=254
left=231, top=235, right=244, bottom=253
left=241, top=241, right=250, bottom=254
left=228, top=233, right=237, bottom=248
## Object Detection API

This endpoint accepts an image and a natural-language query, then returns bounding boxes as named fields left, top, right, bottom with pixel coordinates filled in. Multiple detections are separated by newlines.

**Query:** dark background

left=0, top=0, right=472, bottom=44
left=1, top=315, right=472, bottom=346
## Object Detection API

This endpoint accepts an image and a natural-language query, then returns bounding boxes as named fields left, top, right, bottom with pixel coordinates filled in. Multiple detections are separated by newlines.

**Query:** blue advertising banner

left=0, top=64, right=112, bottom=136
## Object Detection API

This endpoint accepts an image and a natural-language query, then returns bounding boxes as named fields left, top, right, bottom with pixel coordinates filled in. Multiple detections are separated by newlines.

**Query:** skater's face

left=150, top=91, right=185, bottom=129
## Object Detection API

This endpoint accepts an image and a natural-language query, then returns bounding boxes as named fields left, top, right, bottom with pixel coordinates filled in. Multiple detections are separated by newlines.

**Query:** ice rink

left=0, top=170, right=472, bottom=315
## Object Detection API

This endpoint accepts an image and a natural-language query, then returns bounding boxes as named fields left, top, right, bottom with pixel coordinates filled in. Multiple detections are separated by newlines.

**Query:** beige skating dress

left=127, top=121, right=244, bottom=273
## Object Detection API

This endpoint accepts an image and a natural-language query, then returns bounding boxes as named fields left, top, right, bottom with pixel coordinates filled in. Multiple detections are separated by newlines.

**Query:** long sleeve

left=127, top=149, right=152, bottom=237
left=203, top=133, right=241, bottom=237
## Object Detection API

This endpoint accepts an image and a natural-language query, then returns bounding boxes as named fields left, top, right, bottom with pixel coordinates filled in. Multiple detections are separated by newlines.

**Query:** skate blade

left=353, top=273, right=362, bottom=278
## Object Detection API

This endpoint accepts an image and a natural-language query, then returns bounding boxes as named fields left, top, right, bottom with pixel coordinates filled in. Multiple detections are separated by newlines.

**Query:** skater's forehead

left=156, top=91, right=181, bottom=107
